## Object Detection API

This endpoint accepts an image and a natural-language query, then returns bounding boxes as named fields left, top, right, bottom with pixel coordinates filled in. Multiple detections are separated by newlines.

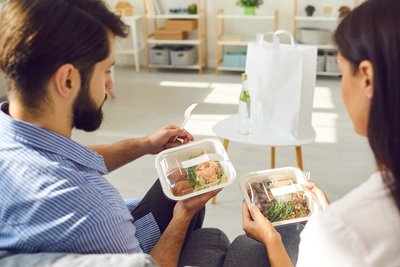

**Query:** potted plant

left=236, top=0, right=263, bottom=15
left=305, top=5, right=316, bottom=16
left=188, top=3, right=197, bottom=15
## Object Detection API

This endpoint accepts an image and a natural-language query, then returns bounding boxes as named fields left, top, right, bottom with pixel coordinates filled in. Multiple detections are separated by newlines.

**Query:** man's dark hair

left=0, top=0, right=128, bottom=111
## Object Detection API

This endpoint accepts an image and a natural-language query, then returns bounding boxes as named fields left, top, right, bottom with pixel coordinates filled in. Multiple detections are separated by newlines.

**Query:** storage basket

left=170, top=46, right=197, bottom=66
left=317, top=51, right=326, bottom=72
left=297, top=27, right=331, bottom=45
left=150, top=46, right=170, bottom=65
left=222, top=51, right=246, bottom=68
left=326, top=53, right=340, bottom=73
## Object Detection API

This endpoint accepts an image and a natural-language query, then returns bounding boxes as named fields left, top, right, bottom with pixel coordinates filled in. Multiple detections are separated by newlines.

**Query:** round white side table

left=211, top=114, right=316, bottom=204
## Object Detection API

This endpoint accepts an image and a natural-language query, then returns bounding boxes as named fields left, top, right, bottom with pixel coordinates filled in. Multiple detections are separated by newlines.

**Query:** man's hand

left=174, top=189, right=222, bottom=221
left=150, top=189, right=222, bottom=267
left=242, top=202, right=281, bottom=246
left=89, top=125, right=193, bottom=172
left=145, top=125, right=194, bottom=155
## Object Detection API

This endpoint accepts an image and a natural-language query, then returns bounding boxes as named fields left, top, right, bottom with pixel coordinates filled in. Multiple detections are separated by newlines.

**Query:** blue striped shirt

left=0, top=102, right=146, bottom=254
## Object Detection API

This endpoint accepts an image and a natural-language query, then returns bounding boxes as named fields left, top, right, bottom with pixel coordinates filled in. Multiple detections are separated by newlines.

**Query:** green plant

left=236, top=0, right=263, bottom=8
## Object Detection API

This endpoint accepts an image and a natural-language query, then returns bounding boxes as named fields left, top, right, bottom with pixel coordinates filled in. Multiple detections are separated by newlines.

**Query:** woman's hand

left=304, top=182, right=330, bottom=209
left=242, top=202, right=281, bottom=246
left=145, top=125, right=194, bottom=155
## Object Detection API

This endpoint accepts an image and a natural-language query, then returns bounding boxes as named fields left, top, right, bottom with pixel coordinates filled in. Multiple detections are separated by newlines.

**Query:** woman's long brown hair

left=334, top=0, right=400, bottom=211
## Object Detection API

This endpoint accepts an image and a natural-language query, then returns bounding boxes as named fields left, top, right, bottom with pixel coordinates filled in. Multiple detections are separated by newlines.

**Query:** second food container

left=240, top=167, right=321, bottom=226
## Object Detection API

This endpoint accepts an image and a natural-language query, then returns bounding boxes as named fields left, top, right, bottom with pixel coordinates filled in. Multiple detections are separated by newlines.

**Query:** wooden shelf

left=217, top=41, right=248, bottom=46
left=293, top=0, right=362, bottom=78
left=295, top=16, right=338, bottom=22
left=297, top=44, right=336, bottom=50
left=143, top=0, right=208, bottom=74
left=215, top=9, right=279, bottom=73
left=217, top=66, right=245, bottom=72
left=292, top=0, right=361, bottom=39
left=217, top=14, right=274, bottom=20
left=146, top=14, right=200, bottom=19
left=115, top=15, right=144, bottom=72
left=116, top=48, right=145, bottom=54
left=149, top=64, right=204, bottom=70
left=146, top=38, right=204, bottom=45
left=217, top=39, right=252, bottom=47
left=317, top=71, right=341, bottom=77
left=317, top=44, right=336, bottom=50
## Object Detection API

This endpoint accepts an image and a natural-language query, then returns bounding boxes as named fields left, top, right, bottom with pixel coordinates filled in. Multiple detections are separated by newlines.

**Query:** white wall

left=109, top=0, right=357, bottom=68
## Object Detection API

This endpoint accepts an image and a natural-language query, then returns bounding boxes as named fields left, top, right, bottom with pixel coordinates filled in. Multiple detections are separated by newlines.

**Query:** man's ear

left=358, top=60, right=374, bottom=99
left=53, top=64, right=79, bottom=98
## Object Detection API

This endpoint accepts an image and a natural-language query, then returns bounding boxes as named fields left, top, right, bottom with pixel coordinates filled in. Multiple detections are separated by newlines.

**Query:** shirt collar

left=0, top=102, right=108, bottom=175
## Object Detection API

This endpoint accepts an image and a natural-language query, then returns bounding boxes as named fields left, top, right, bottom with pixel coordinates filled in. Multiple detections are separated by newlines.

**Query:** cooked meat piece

left=168, top=168, right=188, bottom=184
left=172, top=180, right=193, bottom=196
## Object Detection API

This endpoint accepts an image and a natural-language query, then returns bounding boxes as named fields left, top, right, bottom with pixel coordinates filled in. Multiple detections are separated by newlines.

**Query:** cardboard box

left=219, top=35, right=242, bottom=42
left=165, top=19, right=198, bottom=32
left=154, top=29, right=188, bottom=40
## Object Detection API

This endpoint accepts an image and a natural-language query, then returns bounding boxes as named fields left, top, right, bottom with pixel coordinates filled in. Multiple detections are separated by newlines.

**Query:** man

left=0, top=0, right=220, bottom=266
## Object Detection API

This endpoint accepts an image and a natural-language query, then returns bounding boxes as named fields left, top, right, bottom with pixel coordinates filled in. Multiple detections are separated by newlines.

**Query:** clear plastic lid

left=240, top=167, right=321, bottom=226
left=155, top=138, right=236, bottom=201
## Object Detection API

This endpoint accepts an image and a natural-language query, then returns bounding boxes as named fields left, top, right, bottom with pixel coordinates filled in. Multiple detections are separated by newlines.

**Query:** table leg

left=271, top=146, right=276, bottom=168
left=295, top=146, right=303, bottom=170
left=223, top=139, right=230, bottom=150
left=212, top=139, right=230, bottom=205
left=211, top=195, right=217, bottom=205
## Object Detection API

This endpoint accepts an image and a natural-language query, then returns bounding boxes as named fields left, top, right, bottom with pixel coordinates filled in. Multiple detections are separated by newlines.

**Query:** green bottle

left=239, top=73, right=250, bottom=134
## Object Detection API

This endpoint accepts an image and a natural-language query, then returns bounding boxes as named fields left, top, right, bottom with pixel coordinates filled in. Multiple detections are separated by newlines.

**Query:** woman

left=226, top=0, right=400, bottom=266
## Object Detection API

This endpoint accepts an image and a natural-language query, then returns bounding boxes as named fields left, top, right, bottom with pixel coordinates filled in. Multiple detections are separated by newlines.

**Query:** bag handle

left=274, top=30, right=295, bottom=45
left=257, top=31, right=279, bottom=46
left=257, top=30, right=295, bottom=47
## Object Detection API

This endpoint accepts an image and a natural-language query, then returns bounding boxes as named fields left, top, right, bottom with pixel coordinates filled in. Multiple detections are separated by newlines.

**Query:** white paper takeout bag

left=246, top=30, right=317, bottom=139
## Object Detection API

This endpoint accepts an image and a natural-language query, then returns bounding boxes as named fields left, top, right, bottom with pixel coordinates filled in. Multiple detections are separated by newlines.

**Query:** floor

left=72, top=66, right=375, bottom=242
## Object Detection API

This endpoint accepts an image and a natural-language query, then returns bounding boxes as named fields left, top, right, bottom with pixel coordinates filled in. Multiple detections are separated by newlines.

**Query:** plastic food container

left=155, top=139, right=236, bottom=201
left=240, top=167, right=321, bottom=226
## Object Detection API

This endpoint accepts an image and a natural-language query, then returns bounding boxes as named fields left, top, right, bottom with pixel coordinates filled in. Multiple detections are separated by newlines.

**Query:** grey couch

left=0, top=228, right=231, bottom=267
left=0, top=251, right=158, bottom=267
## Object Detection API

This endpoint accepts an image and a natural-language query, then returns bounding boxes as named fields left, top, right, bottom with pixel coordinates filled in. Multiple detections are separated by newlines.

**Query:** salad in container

left=155, top=138, right=236, bottom=201
left=240, top=167, right=321, bottom=226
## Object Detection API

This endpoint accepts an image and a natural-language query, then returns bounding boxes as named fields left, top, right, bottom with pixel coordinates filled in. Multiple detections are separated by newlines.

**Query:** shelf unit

left=115, top=15, right=145, bottom=72
left=292, top=0, right=361, bottom=77
left=215, top=9, right=279, bottom=74
left=143, top=0, right=207, bottom=74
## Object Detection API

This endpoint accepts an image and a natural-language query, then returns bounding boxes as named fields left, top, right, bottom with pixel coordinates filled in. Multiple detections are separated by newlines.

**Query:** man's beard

left=72, top=83, right=107, bottom=132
